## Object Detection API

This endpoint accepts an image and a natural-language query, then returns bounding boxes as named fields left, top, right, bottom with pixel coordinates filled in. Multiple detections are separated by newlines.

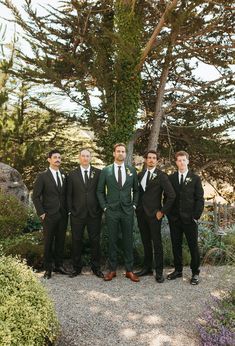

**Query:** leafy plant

left=0, top=253, right=60, bottom=345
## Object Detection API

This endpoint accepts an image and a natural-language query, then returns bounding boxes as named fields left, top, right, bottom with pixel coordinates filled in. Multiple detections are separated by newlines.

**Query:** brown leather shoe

left=104, top=271, right=116, bottom=281
left=125, top=271, right=140, bottom=282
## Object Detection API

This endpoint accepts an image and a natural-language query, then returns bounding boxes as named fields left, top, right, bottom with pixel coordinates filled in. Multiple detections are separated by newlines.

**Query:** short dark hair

left=144, top=150, right=158, bottom=159
left=48, top=149, right=61, bottom=158
left=175, top=151, right=189, bottom=160
left=80, top=148, right=92, bottom=155
left=113, top=143, right=127, bottom=152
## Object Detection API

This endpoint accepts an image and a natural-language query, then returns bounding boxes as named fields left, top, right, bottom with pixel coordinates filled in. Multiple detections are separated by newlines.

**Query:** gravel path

left=40, top=266, right=235, bottom=346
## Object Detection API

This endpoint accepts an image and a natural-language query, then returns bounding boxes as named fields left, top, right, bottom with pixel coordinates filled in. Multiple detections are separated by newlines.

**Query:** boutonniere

left=185, top=177, right=192, bottom=185
left=151, top=172, right=157, bottom=180
left=126, top=168, right=133, bottom=176
left=90, top=171, right=95, bottom=179
left=62, top=174, right=65, bottom=179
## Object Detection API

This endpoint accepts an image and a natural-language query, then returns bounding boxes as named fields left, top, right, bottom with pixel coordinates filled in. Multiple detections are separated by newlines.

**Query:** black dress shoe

left=43, top=270, right=52, bottom=279
left=53, top=266, right=70, bottom=275
left=167, top=270, right=183, bottom=280
left=155, top=274, right=165, bottom=283
left=69, top=269, right=82, bottom=278
left=92, top=269, right=104, bottom=278
left=134, top=268, right=153, bottom=277
left=190, top=274, right=199, bottom=285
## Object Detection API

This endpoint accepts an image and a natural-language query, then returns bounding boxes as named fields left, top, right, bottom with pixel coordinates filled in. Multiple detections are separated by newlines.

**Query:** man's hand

left=40, top=213, right=46, bottom=220
left=156, top=211, right=164, bottom=220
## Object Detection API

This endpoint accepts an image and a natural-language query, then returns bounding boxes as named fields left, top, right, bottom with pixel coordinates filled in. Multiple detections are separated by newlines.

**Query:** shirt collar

left=178, top=169, right=188, bottom=177
left=80, top=165, right=90, bottom=172
left=146, top=167, right=156, bottom=174
left=114, top=162, right=125, bottom=168
left=49, top=167, right=60, bottom=174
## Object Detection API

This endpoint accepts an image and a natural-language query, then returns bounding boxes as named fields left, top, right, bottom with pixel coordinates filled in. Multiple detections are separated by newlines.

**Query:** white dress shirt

left=80, top=165, right=91, bottom=183
left=178, top=169, right=188, bottom=184
left=141, top=167, right=156, bottom=191
left=49, top=167, right=63, bottom=186
left=114, top=162, right=126, bottom=186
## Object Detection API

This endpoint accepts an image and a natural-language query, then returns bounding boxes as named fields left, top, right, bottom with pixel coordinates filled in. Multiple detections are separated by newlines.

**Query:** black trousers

left=42, top=211, right=68, bottom=271
left=169, top=218, right=200, bottom=275
left=70, top=214, right=102, bottom=271
left=136, top=210, right=163, bottom=275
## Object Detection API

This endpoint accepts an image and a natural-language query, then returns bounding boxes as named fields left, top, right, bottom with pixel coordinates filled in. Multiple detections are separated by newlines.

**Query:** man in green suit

left=97, top=143, right=139, bottom=282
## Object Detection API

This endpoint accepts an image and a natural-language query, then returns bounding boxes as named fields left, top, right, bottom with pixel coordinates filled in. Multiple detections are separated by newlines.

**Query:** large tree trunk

left=147, top=32, right=177, bottom=150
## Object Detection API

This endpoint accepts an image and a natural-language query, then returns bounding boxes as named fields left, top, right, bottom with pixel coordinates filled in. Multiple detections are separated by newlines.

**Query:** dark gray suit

left=32, top=169, right=68, bottom=271
left=67, top=165, right=102, bottom=271
left=136, top=168, right=175, bottom=274
left=168, top=170, right=204, bottom=275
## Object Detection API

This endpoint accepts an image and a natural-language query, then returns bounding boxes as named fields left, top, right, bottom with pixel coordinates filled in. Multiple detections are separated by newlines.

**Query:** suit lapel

left=111, top=164, right=121, bottom=188
left=76, top=166, right=86, bottom=190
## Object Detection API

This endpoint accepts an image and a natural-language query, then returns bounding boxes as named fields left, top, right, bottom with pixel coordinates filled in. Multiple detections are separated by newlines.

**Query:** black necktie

left=180, top=174, right=184, bottom=187
left=146, top=170, right=151, bottom=188
left=118, top=166, right=122, bottom=188
left=56, top=171, right=62, bottom=190
left=84, top=170, right=89, bottom=185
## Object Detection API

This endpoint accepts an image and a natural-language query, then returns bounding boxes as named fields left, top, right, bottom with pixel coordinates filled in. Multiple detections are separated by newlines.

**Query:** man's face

left=48, top=153, right=61, bottom=168
left=176, top=155, right=189, bottom=172
left=80, top=150, right=91, bottom=167
left=113, top=146, right=126, bottom=162
left=145, top=153, right=157, bottom=169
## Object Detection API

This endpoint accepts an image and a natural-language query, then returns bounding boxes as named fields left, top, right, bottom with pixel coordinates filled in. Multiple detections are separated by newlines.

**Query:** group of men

left=32, top=143, right=204, bottom=285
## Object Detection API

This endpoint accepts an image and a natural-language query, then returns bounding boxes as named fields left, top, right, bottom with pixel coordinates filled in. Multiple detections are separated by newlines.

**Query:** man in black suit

left=32, top=149, right=68, bottom=279
left=67, top=149, right=103, bottom=278
left=135, top=150, right=176, bottom=283
left=167, top=151, right=204, bottom=285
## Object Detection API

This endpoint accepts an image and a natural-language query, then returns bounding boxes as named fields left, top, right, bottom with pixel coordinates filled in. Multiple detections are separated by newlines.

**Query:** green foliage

left=0, top=190, right=28, bottom=239
left=199, top=224, right=235, bottom=265
left=0, top=232, right=44, bottom=269
left=0, top=253, right=60, bottom=345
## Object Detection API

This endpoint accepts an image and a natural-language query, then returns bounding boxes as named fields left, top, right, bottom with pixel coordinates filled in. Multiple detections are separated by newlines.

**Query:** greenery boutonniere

left=90, top=171, right=95, bottom=179
left=185, top=177, right=192, bottom=185
left=126, top=168, right=133, bottom=176
left=151, top=172, right=157, bottom=180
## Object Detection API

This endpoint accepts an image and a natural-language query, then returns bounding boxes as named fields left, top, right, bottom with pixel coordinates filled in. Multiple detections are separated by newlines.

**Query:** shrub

left=24, top=208, right=42, bottom=233
left=199, top=225, right=235, bottom=265
left=0, top=190, right=28, bottom=239
left=0, top=253, right=60, bottom=345
left=197, top=290, right=235, bottom=346
left=0, top=232, right=44, bottom=269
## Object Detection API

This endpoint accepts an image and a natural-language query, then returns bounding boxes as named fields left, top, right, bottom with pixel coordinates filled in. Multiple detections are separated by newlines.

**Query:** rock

left=0, top=162, right=29, bottom=204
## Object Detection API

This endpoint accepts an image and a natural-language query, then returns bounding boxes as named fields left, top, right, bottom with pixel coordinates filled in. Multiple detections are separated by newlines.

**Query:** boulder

left=0, top=162, right=29, bottom=204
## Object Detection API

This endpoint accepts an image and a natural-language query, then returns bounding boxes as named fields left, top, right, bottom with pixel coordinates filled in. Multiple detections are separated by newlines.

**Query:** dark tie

left=146, top=170, right=151, bottom=188
left=56, top=171, right=62, bottom=190
left=84, top=170, right=89, bottom=185
left=118, top=166, right=122, bottom=188
left=180, top=174, right=184, bottom=187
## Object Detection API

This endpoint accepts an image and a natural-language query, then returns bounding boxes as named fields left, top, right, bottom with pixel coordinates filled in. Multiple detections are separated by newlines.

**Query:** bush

left=199, top=225, right=235, bottom=265
left=0, top=190, right=28, bottom=239
left=0, top=253, right=60, bottom=345
left=24, top=208, right=42, bottom=233
left=197, top=290, right=235, bottom=345
left=0, top=232, right=44, bottom=269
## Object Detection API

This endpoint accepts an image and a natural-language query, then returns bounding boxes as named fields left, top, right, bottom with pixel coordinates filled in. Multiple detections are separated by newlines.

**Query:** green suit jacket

left=97, top=164, right=139, bottom=215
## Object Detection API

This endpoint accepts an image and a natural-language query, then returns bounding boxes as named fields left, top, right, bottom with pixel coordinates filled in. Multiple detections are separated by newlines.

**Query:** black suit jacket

left=32, top=169, right=67, bottom=217
left=136, top=168, right=176, bottom=218
left=168, top=170, right=204, bottom=223
left=67, top=165, right=102, bottom=218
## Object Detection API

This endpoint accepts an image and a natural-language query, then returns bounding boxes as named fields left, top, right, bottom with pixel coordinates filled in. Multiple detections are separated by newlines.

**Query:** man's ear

left=186, top=158, right=189, bottom=165
left=113, top=152, right=115, bottom=158
left=47, top=158, right=51, bottom=164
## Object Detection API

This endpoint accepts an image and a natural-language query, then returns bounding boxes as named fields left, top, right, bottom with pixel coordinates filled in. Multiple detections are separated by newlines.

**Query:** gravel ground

left=40, top=266, right=235, bottom=346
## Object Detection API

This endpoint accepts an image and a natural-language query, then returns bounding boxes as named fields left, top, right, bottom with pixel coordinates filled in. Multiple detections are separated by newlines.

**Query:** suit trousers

left=136, top=209, right=163, bottom=275
left=169, top=218, right=200, bottom=275
left=42, top=211, right=68, bottom=271
left=105, top=208, right=134, bottom=272
left=70, top=214, right=102, bottom=271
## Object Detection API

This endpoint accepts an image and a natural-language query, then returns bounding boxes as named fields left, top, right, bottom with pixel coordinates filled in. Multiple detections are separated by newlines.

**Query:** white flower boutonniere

left=126, top=168, right=133, bottom=176
left=151, top=172, right=157, bottom=180
left=185, top=177, right=192, bottom=185
left=62, top=174, right=65, bottom=179
left=90, top=171, right=95, bottom=179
